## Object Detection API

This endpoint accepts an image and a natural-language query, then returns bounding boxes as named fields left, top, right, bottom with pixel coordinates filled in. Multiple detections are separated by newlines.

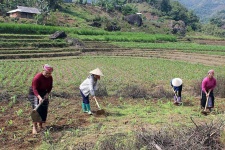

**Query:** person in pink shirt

left=201, top=69, right=217, bottom=112
left=28, top=64, right=53, bottom=134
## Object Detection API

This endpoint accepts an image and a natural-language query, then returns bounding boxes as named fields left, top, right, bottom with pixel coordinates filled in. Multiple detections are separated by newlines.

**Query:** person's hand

left=37, top=95, right=43, bottom=103
left=39, top=98, right=43, bottom=104
left=93, top=96, right=96, bottom=100
left=206, top=93, right=209, bottom=97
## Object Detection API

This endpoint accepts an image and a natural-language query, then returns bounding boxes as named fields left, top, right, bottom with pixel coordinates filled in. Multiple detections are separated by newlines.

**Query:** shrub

left=116, top=84, right=149, bottom=99
left=135, top=119, right=224, bottom=149
left=96, top=119, right=224, bottom=149
left=149, top=84, right=174, bottom=99
left=214, top=75, right=225, bottom=98
left=95, top=82, right=108, bottom=97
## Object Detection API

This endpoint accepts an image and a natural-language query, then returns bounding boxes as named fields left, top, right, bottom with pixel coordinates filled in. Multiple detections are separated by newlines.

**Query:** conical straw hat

left=89, top=68, right=104, bottom=76
left=172, top=78, right=182, bottom=86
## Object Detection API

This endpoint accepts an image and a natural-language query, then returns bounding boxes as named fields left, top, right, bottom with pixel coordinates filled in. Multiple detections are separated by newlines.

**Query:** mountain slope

left=174, top=0, right=225, bottom=23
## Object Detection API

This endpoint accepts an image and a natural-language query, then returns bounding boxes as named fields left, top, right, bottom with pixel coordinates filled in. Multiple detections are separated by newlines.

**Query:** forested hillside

left=1, top=0, right=225, bottom=37
left=174, top=0, right=225, bottom=23
left=0, top=0, right=201, bottom=34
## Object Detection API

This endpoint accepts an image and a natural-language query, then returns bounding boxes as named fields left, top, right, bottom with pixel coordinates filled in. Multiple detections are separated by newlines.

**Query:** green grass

left=111, top=41, right=225, bottom=51
left=33, top=97, right=225, bottom=149
left=1, top=56, right=225, bottom=96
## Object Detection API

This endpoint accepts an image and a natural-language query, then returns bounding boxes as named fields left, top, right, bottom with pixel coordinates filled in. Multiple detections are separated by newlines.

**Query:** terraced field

left=1, top=34, right=225, bottom=68
left=1, top=34, right=225, bottom=150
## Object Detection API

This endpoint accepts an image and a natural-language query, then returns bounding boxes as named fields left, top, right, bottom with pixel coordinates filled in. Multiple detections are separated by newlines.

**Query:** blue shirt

left=170, top=80, right=182, bottom=91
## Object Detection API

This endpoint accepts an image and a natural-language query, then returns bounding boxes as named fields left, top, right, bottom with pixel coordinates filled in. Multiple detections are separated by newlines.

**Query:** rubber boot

left=85, top=104, right=93, bottom=115
left=82, top=103, right=88, bottom=113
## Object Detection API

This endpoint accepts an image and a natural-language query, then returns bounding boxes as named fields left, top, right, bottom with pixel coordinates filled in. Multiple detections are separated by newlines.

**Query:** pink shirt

left=201, top=76, right=216, bottom=93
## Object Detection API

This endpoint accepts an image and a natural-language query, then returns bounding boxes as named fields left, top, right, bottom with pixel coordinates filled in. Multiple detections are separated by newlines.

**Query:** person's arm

left=89, top=75, right=95, bottom=96
left=201, top=78, right=207, bottom=94
left=32, top=74, right=43, bottom=102
left=170, top=80, right=173, bottom=88
left=202, top=78, right=210, bottom=97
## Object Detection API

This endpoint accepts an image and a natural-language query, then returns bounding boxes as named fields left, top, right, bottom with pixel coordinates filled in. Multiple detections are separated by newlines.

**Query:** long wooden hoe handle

left=172, top=88, right=178, bottom=100
left=204, top=91, right=210, bottom=111
left=34, top=99, right=44, bottom=111
left=94, top=97, right=101, bottom=110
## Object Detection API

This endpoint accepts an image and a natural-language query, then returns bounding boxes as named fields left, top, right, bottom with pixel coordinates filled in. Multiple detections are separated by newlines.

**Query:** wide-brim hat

left=172, top=78, right=182, bottom=86
left=89, top=68, right=104, bottom=76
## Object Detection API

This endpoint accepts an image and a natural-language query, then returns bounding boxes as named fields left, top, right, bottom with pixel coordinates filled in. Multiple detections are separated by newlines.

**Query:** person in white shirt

left=79, top=68, right=104, bottom=115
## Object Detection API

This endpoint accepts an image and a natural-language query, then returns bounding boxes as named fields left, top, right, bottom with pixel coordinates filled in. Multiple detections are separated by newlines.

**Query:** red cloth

left=32, top=73, right=53, bottom=97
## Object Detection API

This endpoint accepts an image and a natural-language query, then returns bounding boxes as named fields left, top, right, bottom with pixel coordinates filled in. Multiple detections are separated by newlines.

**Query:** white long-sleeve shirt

left=79, top=75, right=98, bottom=97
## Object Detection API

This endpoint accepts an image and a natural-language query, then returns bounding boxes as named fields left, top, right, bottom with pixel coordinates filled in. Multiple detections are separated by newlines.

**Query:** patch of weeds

left=214, top=75, right=225, bottom=98
left=88, top=116, right=96, bottom=123
left=66, top=119, right=73, bottom=125
left=43, top=127, right=53, bottom=142
left=150, top=85, right=173, bottom=99
left=96, top=82, right=108, bottom=97
left=117, top=84, right=149, bottom=99
left=1, top=106, right=6, bottom=113
left=60, top=101, right=68, bottom=107
left=25, top=102, right=30, bottom=110
left=0, top=127, right=4, bottom=135
left=100, top=125, right=107, bottom=132
left=8, top=101, right=14, bottom=107
left=95, top=133, right=134, bottom=150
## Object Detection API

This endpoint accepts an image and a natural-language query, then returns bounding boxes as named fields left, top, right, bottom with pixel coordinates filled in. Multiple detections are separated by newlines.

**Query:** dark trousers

left=174, top=90, right=182, bottom=97
left=201, top=90, right=214, bottom=108
left=80, top=90, right=90, bottom=104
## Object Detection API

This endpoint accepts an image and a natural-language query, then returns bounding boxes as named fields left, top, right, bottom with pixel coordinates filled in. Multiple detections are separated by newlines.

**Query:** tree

left=160, top=0, right=171, bottom=13
left=47, top=0, right=63, bottom=10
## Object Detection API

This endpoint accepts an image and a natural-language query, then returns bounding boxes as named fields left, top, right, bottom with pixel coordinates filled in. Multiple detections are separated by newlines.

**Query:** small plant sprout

left=8, top=101, right=13, bottom=108
left=67, top=119, right=73, bottom=125
left=10, top=95, right=17, bottom=104
left=44, top=127, right=52, bottom=140
left=7, top=120, right=13, bottom=126
left=0, top=127, right=4, bottom=135
left=13, top=134, right=17, bottom=139
left=1, top=106, right=6, bottom=113
left=16, top=109, right=23, bottom=117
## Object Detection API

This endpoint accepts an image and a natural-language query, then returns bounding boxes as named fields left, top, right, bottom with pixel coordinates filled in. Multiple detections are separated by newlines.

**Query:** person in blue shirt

left=170, top=78, right=183, bottom=105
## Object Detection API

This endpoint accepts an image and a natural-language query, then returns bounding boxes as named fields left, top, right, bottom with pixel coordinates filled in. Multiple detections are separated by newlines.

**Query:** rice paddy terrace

left=1, top=34, right=225, bottom=67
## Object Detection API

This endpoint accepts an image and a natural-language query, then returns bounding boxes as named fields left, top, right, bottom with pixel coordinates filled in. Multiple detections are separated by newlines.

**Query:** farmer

left=79, top=68, right=104, bottom=115
left=170, top=78, right=183, bottom=104
left=28, top=64, right=53, bottom=134
left=201, top=69, right=217, bottom=112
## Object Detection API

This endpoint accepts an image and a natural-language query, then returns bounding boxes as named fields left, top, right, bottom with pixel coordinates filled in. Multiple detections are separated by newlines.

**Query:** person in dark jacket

left=28, top=64, right=53, bottom=134
left=171, top=78, right=183, bottom=105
